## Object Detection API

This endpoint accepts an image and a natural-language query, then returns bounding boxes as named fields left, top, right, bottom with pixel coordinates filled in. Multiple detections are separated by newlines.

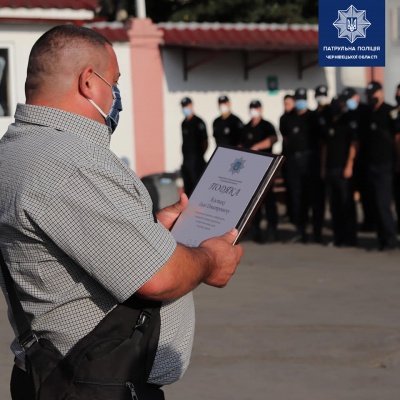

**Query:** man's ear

left=79, top=67, right=95, bottom=99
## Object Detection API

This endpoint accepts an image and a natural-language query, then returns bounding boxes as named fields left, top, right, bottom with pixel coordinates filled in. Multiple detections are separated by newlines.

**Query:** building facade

left=2, top=1, right=392, bottom=179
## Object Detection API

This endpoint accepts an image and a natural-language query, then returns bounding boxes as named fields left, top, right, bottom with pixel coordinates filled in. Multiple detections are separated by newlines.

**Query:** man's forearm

left=136, top=230, right=243, bottom=301
left=136, top=244, right=213, bottom=301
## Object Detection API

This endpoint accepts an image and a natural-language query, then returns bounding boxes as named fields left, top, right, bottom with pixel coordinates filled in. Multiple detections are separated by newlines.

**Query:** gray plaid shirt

left=0, top=104, right=195, bottom=385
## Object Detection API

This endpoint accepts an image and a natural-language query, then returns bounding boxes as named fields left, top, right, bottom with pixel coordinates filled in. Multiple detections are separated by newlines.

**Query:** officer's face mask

left=295, top=99, right=308, bottom=111
left=219, top=104, right=230, bottom=115
left=249, top=108, right=260, bottom=118
left=182, top=107, right=192, bottom=117
left=316, top=96, right=328, bottom=106
left=87, top=71, right=122, bottom=133
left=395, top=95, right=400, bottom=106
left=346, top=98, right=358, bottom=111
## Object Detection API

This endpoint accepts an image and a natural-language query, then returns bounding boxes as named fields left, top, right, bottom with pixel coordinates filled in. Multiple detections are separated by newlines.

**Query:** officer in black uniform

left=342, top=87, right=374, bottom=232
left=279, top=94, right=296, bottom=223
left=311, top=84, right=331, bottom=242
left=321, top=94, right=358, bottom=247
left=362, top=81, right=397, bottom=250
left=280, top=88, right=318, bottom=243
left=212, top=95, right=243, bottom=147
left=391, top=83, right=400, bottom=233
left=180, top=97, right=208, bottom=196
left=240, top=100, right=278, bottom=243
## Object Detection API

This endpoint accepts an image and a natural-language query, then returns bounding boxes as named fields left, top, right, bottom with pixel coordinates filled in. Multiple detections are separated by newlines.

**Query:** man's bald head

left=25, top=24, right=112, bottom=102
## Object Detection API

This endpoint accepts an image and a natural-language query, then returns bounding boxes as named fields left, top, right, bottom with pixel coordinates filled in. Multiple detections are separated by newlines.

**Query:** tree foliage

left=98, top=0, right=318, bottom=24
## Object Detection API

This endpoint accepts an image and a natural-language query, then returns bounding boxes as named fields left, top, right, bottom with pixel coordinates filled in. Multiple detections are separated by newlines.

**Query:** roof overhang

left=0, top=0, right=98, bottom=20
left=157, top=22, right=319, bottom=52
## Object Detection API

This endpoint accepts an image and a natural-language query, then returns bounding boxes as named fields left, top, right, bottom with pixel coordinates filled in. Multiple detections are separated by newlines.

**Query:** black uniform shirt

left=181, top=115, right=208, bottom=158
left=323, top=113, right=358, bottom=169
left=389, top=106, right=400, bottom=134
left=280, top=110, right=316, bottom=156
left=241, top=119, right=277, bottom=151
left=361, top=102, right=396, bottom=165
left=212, top=113, right=243, bottom=146
left=314, top=105, right=334, bottom=139
left=346, top=102, right=369, bottom=163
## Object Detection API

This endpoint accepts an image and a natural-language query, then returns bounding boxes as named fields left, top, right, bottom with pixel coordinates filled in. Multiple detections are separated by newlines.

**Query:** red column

left=125, top=18, right=165, bottom=178
left=365, top=66, right=384, bottom=85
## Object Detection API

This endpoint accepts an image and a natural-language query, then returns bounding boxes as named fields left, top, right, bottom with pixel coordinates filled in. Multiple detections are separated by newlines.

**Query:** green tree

left=98, top=0, right=318, bottom=23
left=168, top=0, right=318, bottom=23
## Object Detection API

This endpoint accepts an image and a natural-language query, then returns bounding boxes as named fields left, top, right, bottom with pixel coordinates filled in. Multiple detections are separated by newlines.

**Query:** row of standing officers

left=179, top=81, right=400, bottom=251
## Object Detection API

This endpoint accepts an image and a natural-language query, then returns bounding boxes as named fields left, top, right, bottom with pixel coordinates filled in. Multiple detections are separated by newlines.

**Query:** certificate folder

left=171, top=145, right=285, bottom=246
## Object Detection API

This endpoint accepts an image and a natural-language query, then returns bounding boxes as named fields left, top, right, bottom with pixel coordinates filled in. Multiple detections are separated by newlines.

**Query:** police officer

left=311, top=84, right=331, bottom=242
left=279, top=94, right=296, bottom=223
left=212, top=95, right=243, bottom=147
left=391, top=84, right=400, bottom=234
left=362, top=81, right=397, bottom=250
left=240, top=100, right=278, bottom=243
left=280, top=88, right=318, bottom=243
left=342, top=87, right=374, bottom=232
left=321, top=94, right=358, bottom=247
left=180, top=97, right=208, bottom=196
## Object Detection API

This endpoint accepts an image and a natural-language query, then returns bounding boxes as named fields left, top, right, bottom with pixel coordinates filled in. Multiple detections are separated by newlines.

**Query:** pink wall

left=126, top=18, right=165, bottom=178
left=366, top=66, right=384, bottom=85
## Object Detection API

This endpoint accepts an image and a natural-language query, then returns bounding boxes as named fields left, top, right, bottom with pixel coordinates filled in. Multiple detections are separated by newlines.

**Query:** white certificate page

left=171, top=146, right=274, bottom=247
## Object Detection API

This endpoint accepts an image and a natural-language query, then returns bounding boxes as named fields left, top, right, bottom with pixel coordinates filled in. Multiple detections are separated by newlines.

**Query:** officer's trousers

left=326, top=168, right=357, bottom=246
left=366, top=163, right=397, bottom=249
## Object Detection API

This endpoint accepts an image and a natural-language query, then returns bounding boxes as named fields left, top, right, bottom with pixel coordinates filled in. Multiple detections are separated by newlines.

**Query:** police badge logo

left=333, top=5, right=371, bottom=43
left=229, top=157, right=245, bottom=175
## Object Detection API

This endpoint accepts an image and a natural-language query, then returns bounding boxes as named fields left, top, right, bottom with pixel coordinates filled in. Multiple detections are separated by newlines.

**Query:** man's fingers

left=223, top=228, right=239, bottom=244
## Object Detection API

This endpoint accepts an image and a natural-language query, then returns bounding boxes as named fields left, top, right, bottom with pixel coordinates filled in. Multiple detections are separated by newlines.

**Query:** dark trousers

left=255, top=190, right=278, bottom=228
left=326, top=168, right=357, bottom=246
left=283, top=154, right=312, bottom=236
left=10, top=365, right=165, bottom=400
left=252, top=190, right=278, bottom=242
left=367, top=164, right=397, bottom=248
left=181, top=157, right=206, bottom=196
left=310, top=156, right=325, bottom=241
left=394, top=172, right=400, bottom=233
left=354, top=160, right=375, bottom=229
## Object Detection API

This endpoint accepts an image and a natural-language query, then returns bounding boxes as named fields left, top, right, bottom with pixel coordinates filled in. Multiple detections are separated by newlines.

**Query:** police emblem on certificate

left=171, top=145, right=285, bottom=246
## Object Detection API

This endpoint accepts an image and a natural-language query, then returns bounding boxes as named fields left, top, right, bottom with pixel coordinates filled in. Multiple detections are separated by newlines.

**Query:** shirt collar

left=14, top=103, right=112, bottom=148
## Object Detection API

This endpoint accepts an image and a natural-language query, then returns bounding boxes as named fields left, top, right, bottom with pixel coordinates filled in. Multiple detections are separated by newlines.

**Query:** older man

left=0, top=24, right=243, bottom=400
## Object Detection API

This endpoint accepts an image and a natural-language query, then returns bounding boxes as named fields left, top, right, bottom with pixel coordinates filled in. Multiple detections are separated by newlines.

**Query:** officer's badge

left=349, top=121, right=358, bottom=130
left=293, top=127, right=299, bottom=134
left=370, top=122, right=377, bottom=130
left=390, top=108, right=399, bottom=120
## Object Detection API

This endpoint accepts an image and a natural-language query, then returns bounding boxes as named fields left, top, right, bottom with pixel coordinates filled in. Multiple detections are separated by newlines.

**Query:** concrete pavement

left=1, top=230, right=400, bottom=400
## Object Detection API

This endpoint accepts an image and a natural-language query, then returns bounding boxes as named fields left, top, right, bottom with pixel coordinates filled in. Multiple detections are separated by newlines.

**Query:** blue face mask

left=88, top=71, right=123, bottom=133
left=295, top=99, right=308, bottom=111
left=182, top=107, right=192, bottom=117
left=346, top=98, right=358, bottom=111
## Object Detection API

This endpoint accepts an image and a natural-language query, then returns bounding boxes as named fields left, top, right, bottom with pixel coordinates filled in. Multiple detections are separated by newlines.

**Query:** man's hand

left=198, top=229, right=244, bottom=288
left=156, top=193, right=188, bottom=230
left=136, top=228, right=244, bottom=301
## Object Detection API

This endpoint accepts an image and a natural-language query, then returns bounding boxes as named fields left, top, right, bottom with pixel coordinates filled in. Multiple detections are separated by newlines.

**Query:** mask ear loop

left=87, top=98, right=108, bottom=119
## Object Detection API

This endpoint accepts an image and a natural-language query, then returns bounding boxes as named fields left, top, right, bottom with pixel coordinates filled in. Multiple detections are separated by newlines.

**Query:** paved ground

left=1, top=225, right=400, bottom=400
